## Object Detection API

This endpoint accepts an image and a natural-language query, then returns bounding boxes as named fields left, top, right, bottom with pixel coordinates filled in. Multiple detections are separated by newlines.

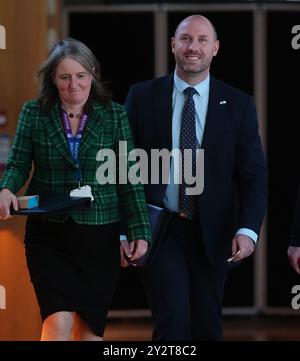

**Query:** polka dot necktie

left=179, top=87, right=198, bottom=219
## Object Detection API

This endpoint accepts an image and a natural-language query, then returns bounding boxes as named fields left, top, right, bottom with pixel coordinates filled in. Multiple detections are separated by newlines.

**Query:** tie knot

left=184, top=87, right=198, bottom=98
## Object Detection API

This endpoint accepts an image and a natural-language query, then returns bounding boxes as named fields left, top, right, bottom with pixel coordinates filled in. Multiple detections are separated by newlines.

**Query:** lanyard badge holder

left=62, top=110, right=94, bottom=201
left=69, top=161, right=94, bottom=201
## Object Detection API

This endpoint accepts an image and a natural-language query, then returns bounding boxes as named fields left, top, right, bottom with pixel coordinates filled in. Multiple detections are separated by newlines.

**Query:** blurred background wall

left=0, top=0, right=300, bottom=340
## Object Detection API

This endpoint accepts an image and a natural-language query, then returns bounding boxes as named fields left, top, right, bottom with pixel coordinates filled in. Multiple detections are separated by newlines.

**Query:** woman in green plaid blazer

left=0, top=38, right=151, bottom=340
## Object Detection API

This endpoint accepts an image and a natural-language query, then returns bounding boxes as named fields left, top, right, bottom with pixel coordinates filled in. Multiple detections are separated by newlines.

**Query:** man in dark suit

left=121, top=14, right=267, bottom=340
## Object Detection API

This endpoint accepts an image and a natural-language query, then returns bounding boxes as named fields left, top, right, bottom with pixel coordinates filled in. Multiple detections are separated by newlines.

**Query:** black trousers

left=141, top=215, right=227, bottom=341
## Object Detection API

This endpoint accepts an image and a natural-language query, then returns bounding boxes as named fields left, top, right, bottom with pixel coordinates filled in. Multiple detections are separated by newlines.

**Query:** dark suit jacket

left=125, top=74, right=267, bottom=268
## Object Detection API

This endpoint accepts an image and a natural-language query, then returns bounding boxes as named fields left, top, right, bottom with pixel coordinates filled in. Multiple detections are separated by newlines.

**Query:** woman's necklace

left=68, top=112, right=81, bottom=119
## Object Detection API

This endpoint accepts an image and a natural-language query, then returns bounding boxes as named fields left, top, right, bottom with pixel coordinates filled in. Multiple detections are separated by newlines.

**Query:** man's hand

left=229, top=234, right=255, bottom=262
left=287, top=246, right=300, bottom=275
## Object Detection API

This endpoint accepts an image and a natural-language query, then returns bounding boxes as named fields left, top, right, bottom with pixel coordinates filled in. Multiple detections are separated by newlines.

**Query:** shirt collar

left=173, top=72, right=210, bottom=97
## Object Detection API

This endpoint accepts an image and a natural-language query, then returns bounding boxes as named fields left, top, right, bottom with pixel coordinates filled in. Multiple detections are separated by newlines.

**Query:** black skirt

left=24, top=217, right=120, bottom=337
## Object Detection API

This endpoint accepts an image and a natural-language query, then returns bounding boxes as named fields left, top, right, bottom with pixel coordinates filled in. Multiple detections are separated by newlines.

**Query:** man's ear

left=171, top=37, right=175, bottom=53
left=213, top=40, right=220, bottom=57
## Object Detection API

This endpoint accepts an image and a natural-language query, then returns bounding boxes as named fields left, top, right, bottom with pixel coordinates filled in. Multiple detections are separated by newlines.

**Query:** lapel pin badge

left=219, top=100, right=227, bottom=105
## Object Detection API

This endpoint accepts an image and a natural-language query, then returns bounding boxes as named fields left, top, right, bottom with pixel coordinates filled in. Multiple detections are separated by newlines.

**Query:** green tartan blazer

left=0, top=99, right=151, bottom=242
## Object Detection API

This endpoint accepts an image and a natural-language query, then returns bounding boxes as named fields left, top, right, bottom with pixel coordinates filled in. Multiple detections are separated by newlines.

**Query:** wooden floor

left=104, top=315, right=300, bottom=341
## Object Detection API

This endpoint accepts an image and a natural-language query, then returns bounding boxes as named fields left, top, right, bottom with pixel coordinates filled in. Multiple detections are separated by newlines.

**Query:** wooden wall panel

left=0, top=0, right=61, bottom=341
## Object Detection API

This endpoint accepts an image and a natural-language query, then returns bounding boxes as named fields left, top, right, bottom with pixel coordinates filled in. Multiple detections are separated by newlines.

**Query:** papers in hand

left=227, top=250, right=241, bottom=263
left=70, top=185, right=94, bottom=201
left=17, top=195, right=39, bottom=209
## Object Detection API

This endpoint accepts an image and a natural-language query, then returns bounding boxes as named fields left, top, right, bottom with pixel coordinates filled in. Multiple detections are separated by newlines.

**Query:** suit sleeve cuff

left=236, top=228, right=258, bottom=243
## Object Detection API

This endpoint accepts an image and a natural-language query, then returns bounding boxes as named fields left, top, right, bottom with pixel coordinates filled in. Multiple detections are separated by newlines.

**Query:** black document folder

left=11, top=195, right=91, bottom=216
left=131, top=204, right=172, bottom=268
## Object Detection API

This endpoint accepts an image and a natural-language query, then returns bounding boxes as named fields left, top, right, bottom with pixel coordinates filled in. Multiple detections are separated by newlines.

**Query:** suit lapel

left=153, top=75, right=227, bottom=151
left=44, top=103, right=74, bottom=166
left=154, top=74, right=173, bottom=150
left=202, top=77, right=228, bottom=150
left=44, top=103, right=105, bottom=167
left=79, top=104, right=104, bottom=159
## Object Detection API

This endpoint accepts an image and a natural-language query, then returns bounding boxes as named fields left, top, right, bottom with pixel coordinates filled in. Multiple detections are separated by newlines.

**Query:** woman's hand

left=0, top=189, right=18, bottom=220
left=120, top=239, right=148, bottom=267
